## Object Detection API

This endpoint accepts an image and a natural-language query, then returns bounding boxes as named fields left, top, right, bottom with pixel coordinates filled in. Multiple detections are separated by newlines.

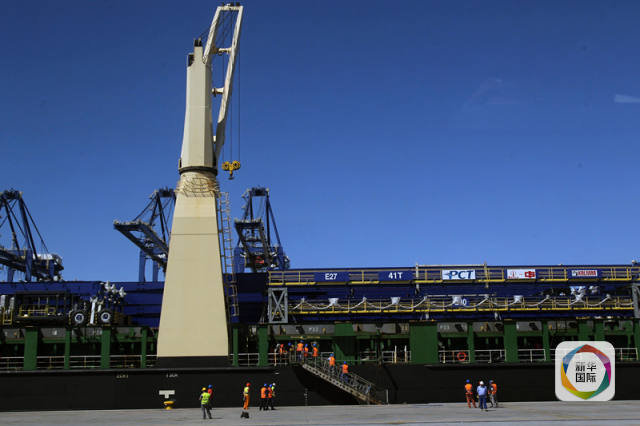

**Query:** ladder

left=217, top=192, right=239, bottom=320
left=299, top=357, right=385, bottom=405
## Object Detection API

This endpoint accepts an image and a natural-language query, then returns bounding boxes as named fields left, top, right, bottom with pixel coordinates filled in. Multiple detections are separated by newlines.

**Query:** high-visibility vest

left=297, top=343, right=303, bottom=352
left=313, top=347, right=319, bottom=357
left=243, top=386, right=249, bottom=396
left=271, top=385, right=276, bottom=397
left=268, top=387, right=273, bottom=398
left=465, top=383, right=473, bottom=394
left=342, top=364, right=348, bottom=373
left=279, top=345, right=285, bottom=354
left=329, top=356, right=335, bottom=366
left=491, top=383, right=497, bottom=394
left=200, top=392, right=210, bottom=405
left=261, top=387, right=267, bottom=398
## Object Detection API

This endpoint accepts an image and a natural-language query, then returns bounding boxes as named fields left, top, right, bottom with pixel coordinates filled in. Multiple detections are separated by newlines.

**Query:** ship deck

left=4, top=401, right=640, bottom=425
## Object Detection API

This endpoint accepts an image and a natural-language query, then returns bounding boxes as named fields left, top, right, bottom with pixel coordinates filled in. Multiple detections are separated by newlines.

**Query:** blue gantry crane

left=233, top=187, right=289, bottom=273
left=113, top=188, right=175, bottom=282
left=0, top=189, right=63, bottom=282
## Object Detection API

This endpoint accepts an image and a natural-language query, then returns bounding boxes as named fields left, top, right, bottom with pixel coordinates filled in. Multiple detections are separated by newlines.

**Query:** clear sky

left=2, top=1, right=640, bottom=282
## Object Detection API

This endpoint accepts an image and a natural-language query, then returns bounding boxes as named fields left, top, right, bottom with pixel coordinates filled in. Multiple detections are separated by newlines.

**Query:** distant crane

left=233, top=187, right=289, bottom=273
left=0, top=189, right=63, bottom=282
left=113, top=188, right=175, bottom=282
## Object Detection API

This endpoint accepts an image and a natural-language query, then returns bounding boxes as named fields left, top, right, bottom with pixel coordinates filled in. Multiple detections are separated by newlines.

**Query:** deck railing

left=270, top=265, right=640, bottom=285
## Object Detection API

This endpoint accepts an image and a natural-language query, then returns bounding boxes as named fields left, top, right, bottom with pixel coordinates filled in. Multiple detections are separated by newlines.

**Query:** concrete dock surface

left=3, top=401, right=640, bottom=425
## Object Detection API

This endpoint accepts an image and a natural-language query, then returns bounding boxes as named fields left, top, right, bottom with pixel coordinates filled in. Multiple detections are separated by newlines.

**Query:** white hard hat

left=479, top=381, right=484, bottom=385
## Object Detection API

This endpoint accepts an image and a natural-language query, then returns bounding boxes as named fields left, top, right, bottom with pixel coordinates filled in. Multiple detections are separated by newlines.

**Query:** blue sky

left=2, top=1, right=640, bottom=282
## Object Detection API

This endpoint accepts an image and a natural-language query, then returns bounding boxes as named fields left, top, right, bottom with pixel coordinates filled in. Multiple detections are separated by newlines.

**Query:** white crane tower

left=157, top=3, right=243, bottom=367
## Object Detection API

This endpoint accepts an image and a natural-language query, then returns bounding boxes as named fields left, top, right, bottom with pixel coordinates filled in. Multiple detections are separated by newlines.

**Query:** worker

left=312, top=343, right=319, bottom=366
left=207, top=384, right=213, bottom=410
left=259, top=383, right=268, bottom=411
left=241, top=382, right=250, bottom=419
left=328, top=353, right=336, bottom=371
left=465, top=379, right=476, bottom=408
left=267, top=383, right=275, bottom=410
left=296, top=340, right=304, bottom=361
left=477, top=380, right=488, bottom=411
left=288, top=342, right=294, bottom=363
left=489, top=380, right=498, bottom=408
left=304, top=343, right=309, bottom=359
left=341, top=361, right=349, bottom=382
left=199, top=387, right=212, bottom=419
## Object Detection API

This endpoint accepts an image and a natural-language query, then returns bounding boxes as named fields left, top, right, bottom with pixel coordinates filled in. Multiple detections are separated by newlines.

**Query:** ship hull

left=1, top=362, right=638, bottom=411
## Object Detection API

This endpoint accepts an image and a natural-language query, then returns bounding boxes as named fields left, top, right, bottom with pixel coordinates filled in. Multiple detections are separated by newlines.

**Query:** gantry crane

left=113, top=188, right=175, bottom=282
left=234, top=187, right=290, bottom=273
left=0, top=189, right=63, bottom=282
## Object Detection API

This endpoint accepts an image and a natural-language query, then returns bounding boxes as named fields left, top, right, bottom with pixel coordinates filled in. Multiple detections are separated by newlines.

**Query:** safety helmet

left=264, top=383, right=267, bottom=387
left=343, top=361, right=347, bottom=364
left=330, top=353, right=334, bottom=356
left=208, top=384, right=212, bottom=388
left=489, top=380, right=493, bottom=383
left=479, top=381, right=484, bottom=385
left=201, top=387, right=206, bottom=391
left=246, top=382, right=250, bottom=386
left=466, top=379, right=470, bottom=383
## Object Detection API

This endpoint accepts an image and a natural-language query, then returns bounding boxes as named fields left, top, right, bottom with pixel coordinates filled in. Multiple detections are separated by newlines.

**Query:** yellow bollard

left=163, top=400, right=175, bottom=410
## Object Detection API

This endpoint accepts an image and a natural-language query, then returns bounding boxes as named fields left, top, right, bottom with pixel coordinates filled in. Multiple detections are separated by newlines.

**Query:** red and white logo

left=507, top=268, right=536, bottom=279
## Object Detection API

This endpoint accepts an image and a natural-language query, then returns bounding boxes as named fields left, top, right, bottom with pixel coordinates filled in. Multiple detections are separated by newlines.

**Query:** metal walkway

left=299, top=357, right=384, bottom=405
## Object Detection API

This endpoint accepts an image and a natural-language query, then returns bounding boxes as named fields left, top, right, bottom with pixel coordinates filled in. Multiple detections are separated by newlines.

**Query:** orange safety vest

left=260, top=387, right=267, bottom=399
left=304, top=347, right=309, bottom=357
left=329, top=356, right=335, bottom=366
left=268, top=387, right=273, bottom=398
left=279, top=345, right=285, bottom=354
left=297, top=343, right=303, bottom=352
left=491, top=383, right=497, bottom=394
left=313, top=347, right=319, bottom=357
left=465, top=383, right=473, bottom=394
left=342, top=364, right=348, bottom=374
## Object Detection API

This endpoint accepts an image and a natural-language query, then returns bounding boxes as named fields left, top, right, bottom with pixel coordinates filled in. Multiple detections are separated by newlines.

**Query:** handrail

left=288, top=295, right=634, bottom=314
left=299, top=356, right=382, bottom=404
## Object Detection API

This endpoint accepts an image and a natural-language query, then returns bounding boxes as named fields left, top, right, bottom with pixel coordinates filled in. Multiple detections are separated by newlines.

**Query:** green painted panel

left=23, top=328, right=38, bottom=371
left=409, top=323, right=438, bottom=364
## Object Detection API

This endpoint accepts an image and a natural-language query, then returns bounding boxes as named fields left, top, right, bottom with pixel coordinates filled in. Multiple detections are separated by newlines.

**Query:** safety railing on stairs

left=299, top=356, right=383, bottom=405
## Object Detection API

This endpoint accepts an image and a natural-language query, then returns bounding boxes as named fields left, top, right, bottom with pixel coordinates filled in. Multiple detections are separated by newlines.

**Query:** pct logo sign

left=555, top=341, right=615, bottom=401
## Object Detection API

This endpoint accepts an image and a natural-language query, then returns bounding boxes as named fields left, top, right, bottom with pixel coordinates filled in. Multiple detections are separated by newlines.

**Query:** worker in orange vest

left=296, top=341, right=304, bottom=361
left=259, top=384, right=268, bottom=411
left=304, top=344, right=309, bottom=359
left=489, top=380, right=498, bottom=408
left=241, top=382, right=250, bottom=419
left=464, top=379, right=476, bottom=408
left=312, top=343, right=319, bottom=358
left=266, top=383, right=275, bottom=410
left=328, top=353, right=336, bottom=369
left=340, top=361, right=349, bottom=382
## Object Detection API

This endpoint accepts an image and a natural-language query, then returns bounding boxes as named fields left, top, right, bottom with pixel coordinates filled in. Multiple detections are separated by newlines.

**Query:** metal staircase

left=217, top=192, right=239, bottom=320
left=299, top=357, right=385, bottom=405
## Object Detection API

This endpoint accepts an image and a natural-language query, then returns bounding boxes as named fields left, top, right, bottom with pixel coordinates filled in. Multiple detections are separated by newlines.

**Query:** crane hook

left=222, top=161, right=241, bottom=179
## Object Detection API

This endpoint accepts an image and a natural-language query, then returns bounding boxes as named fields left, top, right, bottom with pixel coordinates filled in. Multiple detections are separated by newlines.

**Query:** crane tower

left=157, top=3, right=243, bottom=367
